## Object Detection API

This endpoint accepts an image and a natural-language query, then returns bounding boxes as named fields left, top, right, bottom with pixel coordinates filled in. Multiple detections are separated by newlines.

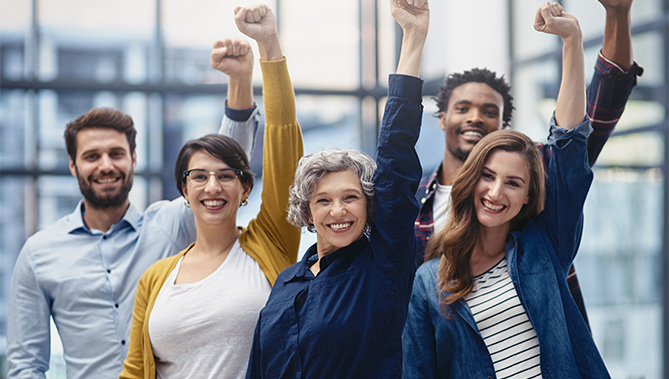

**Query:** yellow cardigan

left=119, top=58, right=303, bottom=379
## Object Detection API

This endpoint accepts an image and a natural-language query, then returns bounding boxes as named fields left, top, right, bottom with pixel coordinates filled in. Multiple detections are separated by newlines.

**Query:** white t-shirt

left=148, top=239, right=271, bottom=379
left=432, top=182, right=452, bottom=234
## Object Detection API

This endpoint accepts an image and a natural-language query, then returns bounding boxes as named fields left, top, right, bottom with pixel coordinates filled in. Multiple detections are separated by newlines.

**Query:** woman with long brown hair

left=402, top=2, right=610, bottom=378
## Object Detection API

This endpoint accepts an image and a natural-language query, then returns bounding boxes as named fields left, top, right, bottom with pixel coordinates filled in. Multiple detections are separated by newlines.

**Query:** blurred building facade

left=0, top=0, right=667, bottom=378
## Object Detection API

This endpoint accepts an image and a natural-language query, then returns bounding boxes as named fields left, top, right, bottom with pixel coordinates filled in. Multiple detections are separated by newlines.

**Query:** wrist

left=604, top=5, right=632, bottom=17
left=227, top=76, right=254, bottom=110
left=228, top=74, right=252, bottom=88
left=402, top=28, right=428, bottom=45
left=561, top=27, right=583, bottom=45
left=257, top=34, right=283, bottom=61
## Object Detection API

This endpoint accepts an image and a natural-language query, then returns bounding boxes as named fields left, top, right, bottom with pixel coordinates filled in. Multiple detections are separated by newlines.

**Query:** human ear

left=68, top=158, right=77, bottom=177
left=439, top=112, right=447, bottom=131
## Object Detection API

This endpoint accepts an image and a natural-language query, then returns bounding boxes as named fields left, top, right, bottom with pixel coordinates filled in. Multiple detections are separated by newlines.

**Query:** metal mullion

left=662, top=1, right=669, bottom=377
left=25, top=0, right=39, bottom=237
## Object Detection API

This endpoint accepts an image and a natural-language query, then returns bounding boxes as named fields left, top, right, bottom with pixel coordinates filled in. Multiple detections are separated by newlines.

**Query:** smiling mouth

left=95, top=177, right=120, bottom=184
left=202, top=199, right=226, bottom=208
left=482, top=199, right=505, bottom=212
left=461, top=130, right=484, bottom=139
left=329, top=222, right=353, bottom=231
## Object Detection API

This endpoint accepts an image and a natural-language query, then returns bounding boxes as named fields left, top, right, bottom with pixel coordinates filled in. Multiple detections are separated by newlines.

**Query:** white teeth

left=483, top=199, right=504, bottom=211
left=97, top=178, right=117, bottom=184
left=462, top=130, right=483, bottom=138
left=203, top=200, right=225, bottom=207
left=330, top=222, right=352, bottom=230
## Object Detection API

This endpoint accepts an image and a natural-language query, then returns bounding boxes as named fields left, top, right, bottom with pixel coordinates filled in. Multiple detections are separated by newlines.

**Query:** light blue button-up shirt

left=7, top=108, right=259, bottom=379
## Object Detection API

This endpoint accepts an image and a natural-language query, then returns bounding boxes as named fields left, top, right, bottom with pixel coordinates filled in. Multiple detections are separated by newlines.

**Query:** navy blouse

left=245, top=74, right=424, bottom=378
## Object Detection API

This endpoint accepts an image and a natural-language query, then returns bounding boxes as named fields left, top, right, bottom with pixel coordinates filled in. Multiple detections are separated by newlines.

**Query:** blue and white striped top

left=465, top=258, right=542, bottom=379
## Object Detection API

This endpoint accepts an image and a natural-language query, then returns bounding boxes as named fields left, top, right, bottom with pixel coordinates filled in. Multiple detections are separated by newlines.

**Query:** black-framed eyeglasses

left=182, top=168, right=243, bottom=186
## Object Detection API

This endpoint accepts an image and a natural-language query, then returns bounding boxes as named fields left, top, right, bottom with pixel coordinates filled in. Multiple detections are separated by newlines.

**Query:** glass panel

left=0, top=0, right=29, bottom=80
left=596, top=131, right=664, bottom=168
left=0, top=176, right=30, bottom=370
left=416, top=96, right=444, bottom=175
left=510, top=61, right=560, bottom=142
left=0, top=0, right=30, bottom=32
left=577, top=168, right=663, bottom=378
left=162, top=0, right=277, bottom=85
left=163, top=93, right=227, bottom=149
left=37, top=176, right=80, bottom=228
left=37, top=0, right=154, bottom=82
left=280, top=1, right=358, bottom=89
left=38, top=0, right=153, bottom=36
left=631, top=32, right=664, bottom=84
left=296, top=95, right=361, bottom=154
left=0, top=90, right=28, bottom=168
left=512, top=0, right=560, bottom=61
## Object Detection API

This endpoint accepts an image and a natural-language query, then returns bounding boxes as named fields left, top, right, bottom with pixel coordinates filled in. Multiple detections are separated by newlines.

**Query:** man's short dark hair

left=433, top=68, right=514, bottom=127
left=64, top=108, right=137, bottom=162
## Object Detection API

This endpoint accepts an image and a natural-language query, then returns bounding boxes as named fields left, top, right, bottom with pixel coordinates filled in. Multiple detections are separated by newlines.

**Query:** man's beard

left=76, top=170, right=133, bottom=209
left=447, top=144, right=471, bottom=163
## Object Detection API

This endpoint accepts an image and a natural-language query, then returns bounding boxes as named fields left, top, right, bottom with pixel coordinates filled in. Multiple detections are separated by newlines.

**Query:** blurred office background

left=0, top=0, right=667, bottom=378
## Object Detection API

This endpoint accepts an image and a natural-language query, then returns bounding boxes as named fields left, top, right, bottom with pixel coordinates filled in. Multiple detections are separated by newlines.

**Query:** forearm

left=254, top=58, right=303, bottom=270
left=218, top=106, right=259, bottom=160
left=257, top=34, right=283, bottom=62
left=602, top=6, right=633, bottom=71
left=555, top=32, right=586, bottom=129
left=227, top=75, right=254, bottom=110
left=396, top=29, right=427, bottom=78
left=260, top=59, right=297, bottom=126
left=585, top=54, right=643, bottom=166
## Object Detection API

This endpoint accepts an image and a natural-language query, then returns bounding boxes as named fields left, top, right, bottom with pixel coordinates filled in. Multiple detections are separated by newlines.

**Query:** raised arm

left=600, top=0, right=633, bottom=70
left=392, top=0, right=429, bottom=77
left=586, top=0, right=642, bottom=166
left=211, top=38, right=259, bottom=159
left=535, top=4, right=593, bottom=269
left=370, top=0, right=428, bottom=273
left=234, top=4, right=303, bottom=284
left=234, top=4, right=283, bottom=62
left=534, top=2, right=585, bottom=130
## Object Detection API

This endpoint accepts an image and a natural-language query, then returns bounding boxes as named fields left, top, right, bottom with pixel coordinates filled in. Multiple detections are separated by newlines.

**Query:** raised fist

left=210, top=38, right=254, bottom=80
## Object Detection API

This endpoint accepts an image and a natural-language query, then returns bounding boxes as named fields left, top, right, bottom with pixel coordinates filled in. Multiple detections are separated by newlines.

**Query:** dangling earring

left=184, top=199, right=191, bottom=208
left=240, top=198, right=248, bottom=207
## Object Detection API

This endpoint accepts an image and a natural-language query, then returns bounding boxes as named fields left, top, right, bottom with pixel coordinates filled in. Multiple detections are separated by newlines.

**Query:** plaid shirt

left=414, top=53, right=643, bottom=325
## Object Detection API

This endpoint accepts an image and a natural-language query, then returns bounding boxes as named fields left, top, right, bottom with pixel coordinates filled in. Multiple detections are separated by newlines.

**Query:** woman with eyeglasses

left=120, top=7, right=303, bottom=378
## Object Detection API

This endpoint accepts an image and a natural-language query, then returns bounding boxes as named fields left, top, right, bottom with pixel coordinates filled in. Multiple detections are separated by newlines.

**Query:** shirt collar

left=66, top=199, right=140, bottom=234
left=284, top=237, right=369, bottom=283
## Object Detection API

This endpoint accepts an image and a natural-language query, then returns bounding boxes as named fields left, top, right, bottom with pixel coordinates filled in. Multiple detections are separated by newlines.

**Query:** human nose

left=488, top=179, right=503, bottom=200
left=466, top=108, right=483, bottom=125
left=329, top=200, right=347, bottom=218
left=204, top=172, right=222, bottom=192
left=99, top=154, right=113, bottom=172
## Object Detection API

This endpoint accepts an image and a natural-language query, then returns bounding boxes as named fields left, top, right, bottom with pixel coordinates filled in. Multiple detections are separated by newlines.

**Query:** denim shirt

left=246, top=74, right=423, bottom=378
left=403, top=117, right=610, bottom=379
